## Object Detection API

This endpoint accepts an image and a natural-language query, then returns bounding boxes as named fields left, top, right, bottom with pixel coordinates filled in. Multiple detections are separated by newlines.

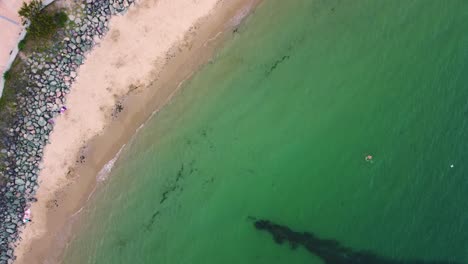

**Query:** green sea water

left=63, top=0, right=468, bottom=263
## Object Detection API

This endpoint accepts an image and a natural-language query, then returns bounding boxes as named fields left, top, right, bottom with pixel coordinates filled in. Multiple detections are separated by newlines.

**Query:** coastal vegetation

left=0, top=0, right=73, bottom=253
left=19, top=0, right=68, bottom=38
left=18, top=0, right=68, bottom=50
left=0, top=1, right=69, bottom=181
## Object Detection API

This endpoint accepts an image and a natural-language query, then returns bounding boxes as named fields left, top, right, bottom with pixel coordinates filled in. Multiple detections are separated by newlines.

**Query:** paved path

left=0, top=14, right=20, bottom=25
left=0, top=0, right=28, bottom=96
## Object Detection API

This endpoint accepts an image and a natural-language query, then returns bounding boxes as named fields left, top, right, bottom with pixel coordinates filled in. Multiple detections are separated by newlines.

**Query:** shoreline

left=13, top=0, right=262, bottom=263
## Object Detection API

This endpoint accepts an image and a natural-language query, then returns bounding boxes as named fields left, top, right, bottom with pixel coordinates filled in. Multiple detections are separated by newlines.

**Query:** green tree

left=18, top=0, right=43, bottom=25
left=17, top=1, right=68, bottom=40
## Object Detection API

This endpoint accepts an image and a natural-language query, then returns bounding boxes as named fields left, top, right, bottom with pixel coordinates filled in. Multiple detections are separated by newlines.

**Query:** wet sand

left=13, top=0, right=262, bottom=263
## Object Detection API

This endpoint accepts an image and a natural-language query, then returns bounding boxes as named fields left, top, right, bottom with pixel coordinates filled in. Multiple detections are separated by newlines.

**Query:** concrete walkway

left=0, top=0, right=28, bottom=97
left=0, top=14, right=20, bottom=25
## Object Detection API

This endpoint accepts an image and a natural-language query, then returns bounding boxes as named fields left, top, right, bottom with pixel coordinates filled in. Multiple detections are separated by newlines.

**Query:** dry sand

left=13, top=0, right=262, bottom=263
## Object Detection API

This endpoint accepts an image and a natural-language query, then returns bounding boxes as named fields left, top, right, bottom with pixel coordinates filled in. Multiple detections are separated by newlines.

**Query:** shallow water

left=64, top=0, right=468, bottom=263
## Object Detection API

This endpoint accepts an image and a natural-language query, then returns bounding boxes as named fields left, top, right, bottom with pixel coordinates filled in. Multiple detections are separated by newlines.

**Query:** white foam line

left=96, top=144, right=126, bottom=182
left=147, top=71, right=194, bottom=120
left=86, top=185, right=97, bottom=202
left=70, top=207, right=84, bottom=218
left=228, top=0, right=255, bottom=28
left=203, top=31, right=223, bottom=47
left=136, top=123, right=145, bottom=133
left=69, top=143, right=126, bottom=218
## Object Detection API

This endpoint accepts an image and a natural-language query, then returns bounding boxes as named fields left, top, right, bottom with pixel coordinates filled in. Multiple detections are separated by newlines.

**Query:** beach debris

left=111, top=102, right=124, bottom=118
left=59, top=106, right=67, bottom=114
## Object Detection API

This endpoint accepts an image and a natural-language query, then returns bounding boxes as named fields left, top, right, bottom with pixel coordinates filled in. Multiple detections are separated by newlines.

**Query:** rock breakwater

left=0, top=1, right=134, bottom=263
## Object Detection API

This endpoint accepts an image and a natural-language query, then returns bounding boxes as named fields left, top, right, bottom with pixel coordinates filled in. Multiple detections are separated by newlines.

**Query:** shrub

left=2, top=70, right=11, bottom=81
left=18, top=38, right=26, bottom=51
left=18, top=1, right=68, bottom=40
left=28, top=12, right=57, bottom=39
left=55, top=11, right=68, bottom=27
left=18, top=0, right=42, bottom=25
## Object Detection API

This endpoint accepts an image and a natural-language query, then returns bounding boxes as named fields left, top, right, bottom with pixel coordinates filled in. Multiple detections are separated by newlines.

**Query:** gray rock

left=38, top=117, right=47, bottom=127
left=14, top=179, right=25, bottom=185
left=75, top=55, right=84, bottom=65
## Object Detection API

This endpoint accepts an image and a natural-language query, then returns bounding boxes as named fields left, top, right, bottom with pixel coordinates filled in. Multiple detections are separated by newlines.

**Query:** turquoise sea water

left=64, top=0, right=468, bottom=263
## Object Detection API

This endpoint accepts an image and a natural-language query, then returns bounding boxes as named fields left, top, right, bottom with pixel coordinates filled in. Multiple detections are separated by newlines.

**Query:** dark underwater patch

left=266, top=55, right=290, bottom=76
left=159, top=160, right=197, bottom=204
left=144, top=210, right=160, bottom=231
left=253, top=219, right=461, bottom=264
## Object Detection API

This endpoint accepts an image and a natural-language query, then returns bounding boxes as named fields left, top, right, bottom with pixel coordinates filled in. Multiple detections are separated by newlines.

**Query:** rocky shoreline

left=0, top=1, right=134, bottom=263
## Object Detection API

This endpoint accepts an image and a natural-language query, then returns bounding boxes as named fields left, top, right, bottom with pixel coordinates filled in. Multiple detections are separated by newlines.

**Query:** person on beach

left=22, top=208, right=31, bottom=223
left=60, top=106, right=67, bottom=114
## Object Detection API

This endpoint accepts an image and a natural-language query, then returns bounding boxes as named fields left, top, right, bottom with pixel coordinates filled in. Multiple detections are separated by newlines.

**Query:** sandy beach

left=12, top=0, right=261, bottom=263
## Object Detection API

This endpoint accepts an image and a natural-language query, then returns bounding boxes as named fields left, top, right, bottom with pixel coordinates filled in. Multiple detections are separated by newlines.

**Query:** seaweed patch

left=144, top=210, right=160, bottom=231
left=159, top=161, right=197, bottom=204
left=253, top=219, right=461, bottom=264
left=266, top=55, right=290, bottom=76
left=175, top=164, right=184, bottom=182
left=159, top=186, right=177, bottom=204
